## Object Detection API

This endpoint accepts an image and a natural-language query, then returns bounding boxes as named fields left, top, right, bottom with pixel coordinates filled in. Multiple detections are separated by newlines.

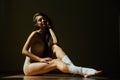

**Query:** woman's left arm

left=49, top=28, right=58, bottom=44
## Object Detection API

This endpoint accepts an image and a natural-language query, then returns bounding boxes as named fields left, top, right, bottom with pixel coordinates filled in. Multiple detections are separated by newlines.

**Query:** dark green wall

left=0, top=0, right=119, bottom=74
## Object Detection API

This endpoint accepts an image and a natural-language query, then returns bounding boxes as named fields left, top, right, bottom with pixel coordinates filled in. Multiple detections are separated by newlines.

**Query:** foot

left=84, top=70, right=102, bottom=78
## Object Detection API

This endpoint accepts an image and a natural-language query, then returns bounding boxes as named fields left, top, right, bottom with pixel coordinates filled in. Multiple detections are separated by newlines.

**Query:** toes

left=84, top=70, right=102, bottom=78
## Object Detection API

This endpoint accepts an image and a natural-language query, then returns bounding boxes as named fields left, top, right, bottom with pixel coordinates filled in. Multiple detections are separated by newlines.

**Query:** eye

left=38, top=18, right=42, bottom=21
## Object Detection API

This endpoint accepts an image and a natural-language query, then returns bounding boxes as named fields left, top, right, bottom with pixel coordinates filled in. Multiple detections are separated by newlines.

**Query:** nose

left=42, top=19, right=47, bottom=24
left=42, top=19, right=45, bottom=22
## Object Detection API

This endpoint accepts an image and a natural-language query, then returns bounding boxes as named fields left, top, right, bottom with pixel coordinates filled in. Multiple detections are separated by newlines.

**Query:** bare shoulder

left=32, top=29, right=41, bottom=34
left=27, top=31, right=39, bottom=40
left=30, top=30, right=40, bottom=36
left=31, top=30, right=38, bottom=35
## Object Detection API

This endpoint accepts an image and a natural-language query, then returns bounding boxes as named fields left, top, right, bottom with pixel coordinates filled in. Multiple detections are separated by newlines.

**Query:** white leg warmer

left=62, top=55, right=74, bottom=65
left=62, top=55, right=97, bottom=76
left=68, top=65, right=96, bottom=76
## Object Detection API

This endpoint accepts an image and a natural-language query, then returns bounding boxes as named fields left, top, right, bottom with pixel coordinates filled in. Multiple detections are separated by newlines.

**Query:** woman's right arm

left=49, top=28, right=58, bottom=44
left=22, top=31, right=42, bottom=62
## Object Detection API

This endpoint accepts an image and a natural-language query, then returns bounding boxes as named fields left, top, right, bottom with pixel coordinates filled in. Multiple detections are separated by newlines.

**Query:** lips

left=41, top=23, right=45, bottom=26
left=40, top=23, right=46, bottom=27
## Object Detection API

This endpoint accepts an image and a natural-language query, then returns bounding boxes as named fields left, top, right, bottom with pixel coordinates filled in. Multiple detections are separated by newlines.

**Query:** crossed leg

left=23, top=56, right=70, bottom=76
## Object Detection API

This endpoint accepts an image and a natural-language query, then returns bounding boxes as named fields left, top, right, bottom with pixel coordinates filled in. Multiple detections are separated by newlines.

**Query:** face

left=35, top=16, right=47, bottom=29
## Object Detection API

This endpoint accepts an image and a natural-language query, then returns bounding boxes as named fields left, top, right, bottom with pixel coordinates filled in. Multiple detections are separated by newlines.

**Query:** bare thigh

left=23, top=57, right=56, bottom=76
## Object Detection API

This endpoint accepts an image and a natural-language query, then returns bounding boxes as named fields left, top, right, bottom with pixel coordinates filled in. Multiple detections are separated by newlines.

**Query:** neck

left=38, top=28, right=46, bottom=35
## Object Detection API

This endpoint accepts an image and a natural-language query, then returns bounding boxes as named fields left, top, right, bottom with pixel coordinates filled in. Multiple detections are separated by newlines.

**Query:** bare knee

left=52, top=44, right=62, bottom=53
left=23, top=68, right=32, bottom=76
left=24, top=72, right=31, bottom=76
left=23, top=66, right=35, bottom=76
left=52, top=44, right=66, bottom=59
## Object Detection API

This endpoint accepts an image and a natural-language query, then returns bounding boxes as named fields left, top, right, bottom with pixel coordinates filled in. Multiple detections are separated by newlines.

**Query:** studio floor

left=0, top=73, right=119, bottom=80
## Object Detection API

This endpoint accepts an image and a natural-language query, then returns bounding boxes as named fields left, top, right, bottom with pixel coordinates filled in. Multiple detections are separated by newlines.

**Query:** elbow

left=22, top=49, right=28, bottom=55
left=52, top=39, right=58, bottom=44
left=53, top=39, right=58, bottom=44
left=53, top=41, right=58, bottom=45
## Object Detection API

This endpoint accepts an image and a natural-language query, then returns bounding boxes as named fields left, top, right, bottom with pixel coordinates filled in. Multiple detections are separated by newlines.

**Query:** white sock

left=68, top=65, right=96, bottom=76
left=62, top=55, right=74, bottom=65
left=82, top=67, right=97, bottom=75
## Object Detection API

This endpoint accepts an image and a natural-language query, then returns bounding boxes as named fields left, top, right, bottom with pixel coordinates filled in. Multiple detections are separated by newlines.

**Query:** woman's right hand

left=40, top=57, right=53, bottom=63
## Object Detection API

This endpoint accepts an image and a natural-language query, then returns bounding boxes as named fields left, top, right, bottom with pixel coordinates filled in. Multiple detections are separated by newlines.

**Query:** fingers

left=40, top=57, right=53, bottom=64
left=45, top=57, right=53, bottom=61
left=40, top=61, right=49, bottom=64
left=46, top=22, right=52, bottom=29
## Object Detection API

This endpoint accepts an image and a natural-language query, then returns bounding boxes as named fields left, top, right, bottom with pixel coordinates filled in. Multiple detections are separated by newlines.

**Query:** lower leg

left=61, top=55, right=74, bottom=65
left=68, top=65, right=102, bottom=77
left=53, top=59, right=101, bottom=77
